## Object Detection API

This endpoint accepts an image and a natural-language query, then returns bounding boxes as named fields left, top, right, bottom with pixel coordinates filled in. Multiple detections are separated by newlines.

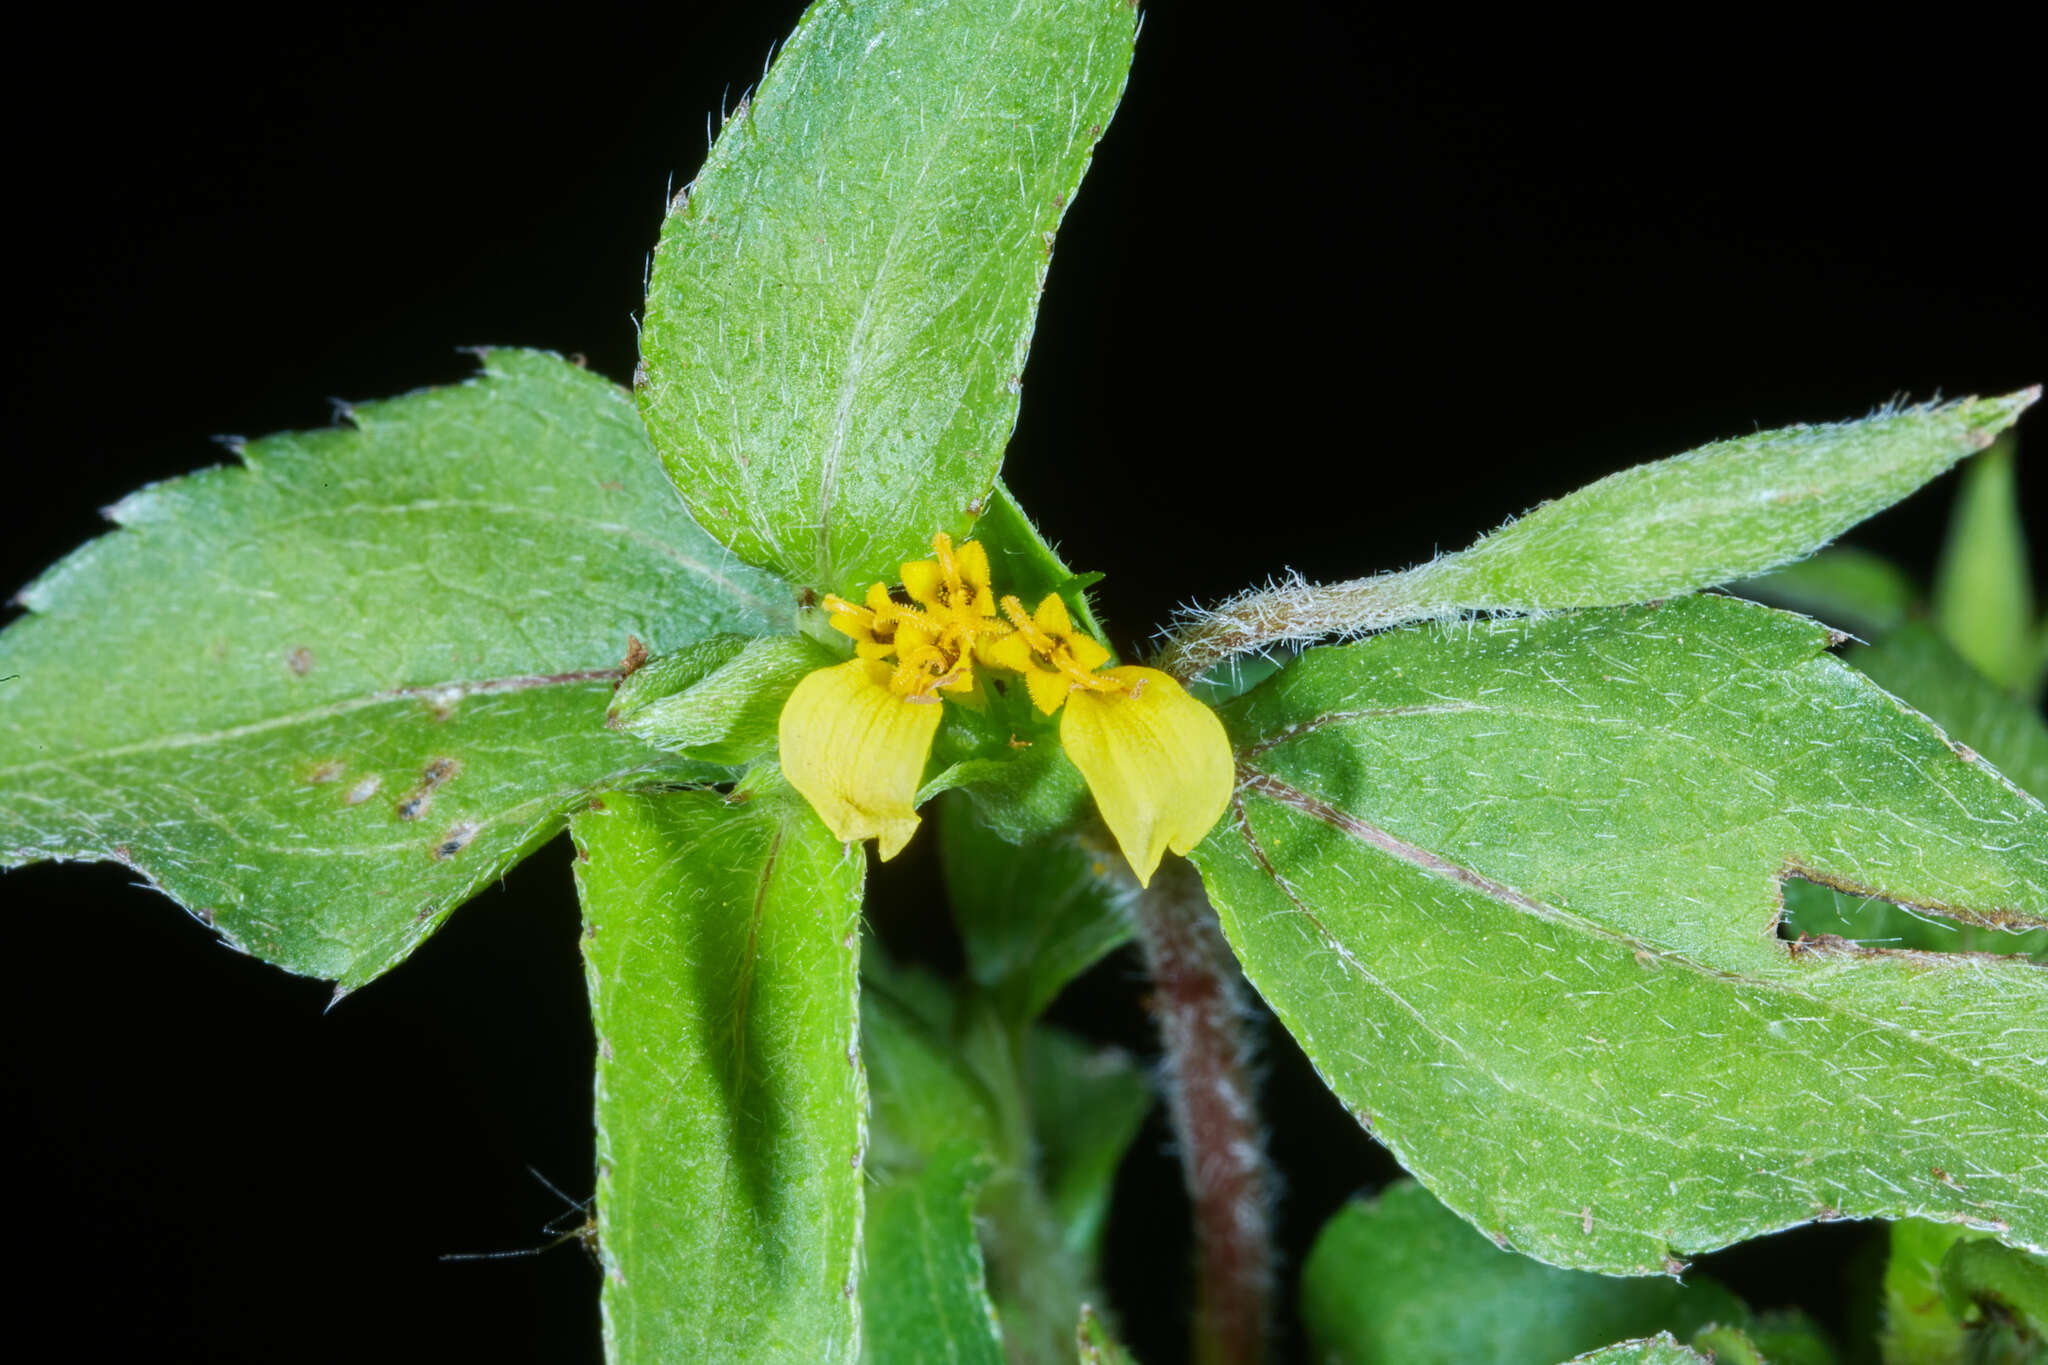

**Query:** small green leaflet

left=1194, top=595, right=2048, bottom=1274
left=637, top=0, right=1138, bottom=592
left=0, top=350, right=788, bottom=986
left=574, top=788, right=866, bottom=1365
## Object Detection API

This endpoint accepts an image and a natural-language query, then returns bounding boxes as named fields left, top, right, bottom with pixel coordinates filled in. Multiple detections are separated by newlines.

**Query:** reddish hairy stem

left=1130, top=859, right=1275, bottom=1365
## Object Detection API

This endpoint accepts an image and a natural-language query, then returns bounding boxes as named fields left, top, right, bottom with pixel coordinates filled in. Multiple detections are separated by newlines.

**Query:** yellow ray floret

left=778, top=657, right=944, bottom=860
left=985, top=593, right=1116, bottom=715
left=1060, top=666, right=1234, bottom=887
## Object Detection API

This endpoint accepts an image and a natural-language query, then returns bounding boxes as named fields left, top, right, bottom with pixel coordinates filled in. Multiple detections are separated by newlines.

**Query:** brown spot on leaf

left=1933, top=1166, right=1953, bottom=1184
left=306, top=760, right=346, bottom=785
left=287, top=647, right=315, bottom=676
left=431, top=822, right=479, bottom=861
left=620, top=636, right=650, bottom=679
left=397, top=758, right=461, bottom=821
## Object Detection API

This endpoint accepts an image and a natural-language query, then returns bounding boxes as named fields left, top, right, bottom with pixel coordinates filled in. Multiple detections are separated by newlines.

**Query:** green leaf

left=1934, top=437, right=2036, bottom=694
left=1, top=349, right=788, bottom=985
left=1684, top=1326, right=1764, bottom=1365
left=1023, top=1027, right=1151, bottom=1269
left=573, top=787, right=865, bottom=1365
left=637, top=1, right=1138, bottom=592
left=1735, top=1314, right=1839, bottom=1365
left=1883, top=1220, right=2001, bottom=1364
left=1940, top=1237, right=2048, bottom=1346
left=1076, top=1306, right=1139, bottom=1364
left=1735, top=546, right=1921, bottom=641
left=973, top=482, right=1111, bottom=647
left=1420, top=392, right=2036, bottom=611
left=862, top=1140, right=1008, bottom=1365
left=608, top=632, right=835, bottom=764
left=863, top=973, right=1006, bottom=1174
left=1299, top=1180, right=1748, bottom=1365
left=1851, top=625, right=2048, bottom=803
left=1155, top=394, right=2035, bottom=685
left=940, top=796, right=1135, bottom=1024
left=1561, top=1336, right=1710, bottom=1364
left=1194, top=594, right=2048, bottom=1275
left=1783, top=624, right=2048, bottom=958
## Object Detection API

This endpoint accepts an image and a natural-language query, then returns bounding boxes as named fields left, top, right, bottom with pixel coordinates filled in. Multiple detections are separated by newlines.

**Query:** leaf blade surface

left=574, top=787, right=866, bottom=1365
left=637, top=0, right=1138, bottom=591
left=1, top=349, right=789, bottom=984
left=1196, top=595, right=2048, bottom=1273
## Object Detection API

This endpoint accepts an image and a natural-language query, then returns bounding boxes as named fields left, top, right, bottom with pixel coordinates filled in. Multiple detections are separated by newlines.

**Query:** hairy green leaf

left=1783, top=624, right=2048, bottom=958
left=1423, top=393, right=2035, bottom=611
left=1736, top=546, right=1920, bottom=641
left=1299, top=1180, right=1747, bottom=1365
left=1195, top=595, right=2048, bottom=1275
left=1935, top=437, right=2035, bottom=694
left=1563, top=1337, right=1710, bottom=1365
left=573, top=787, right=865, bottom=1365
left=940, top=797, right=1135, bottom=1024
left=1852, top=625, right=2048, bottom=803
left=0, top=349, right=788, bottom=985
left=862, top=1140, right=1007, bottom=1365
left=973, top=482, right=1111, bottom=647
left=608, top=632, right=834, bottom=764
left=638, top=0, right=1138, bottom=591
left=1154, top=394, right=2035, bottom=685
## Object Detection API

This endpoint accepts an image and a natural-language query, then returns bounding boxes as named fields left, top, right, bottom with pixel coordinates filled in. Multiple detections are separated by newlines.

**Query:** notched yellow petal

left=1060, top=666, right=1233, bottom=887
left=778, top=658, right=942, bottom=860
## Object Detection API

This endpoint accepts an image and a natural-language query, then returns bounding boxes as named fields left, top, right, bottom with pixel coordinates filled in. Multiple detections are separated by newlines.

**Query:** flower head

left=780, top=533, right=1233, bottom=883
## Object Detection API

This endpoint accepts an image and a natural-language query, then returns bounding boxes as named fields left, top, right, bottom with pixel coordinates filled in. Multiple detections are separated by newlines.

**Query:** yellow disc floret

left=983, top=593, right=1116, bottom=714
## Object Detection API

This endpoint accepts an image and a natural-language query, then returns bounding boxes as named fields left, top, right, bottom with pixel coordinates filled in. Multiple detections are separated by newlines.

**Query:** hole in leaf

left=1778, top=877, right=2048, bottom=960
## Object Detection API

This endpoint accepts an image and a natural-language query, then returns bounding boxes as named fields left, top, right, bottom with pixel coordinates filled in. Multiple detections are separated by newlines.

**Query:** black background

left=3, top=3, right=2041, bottom=1361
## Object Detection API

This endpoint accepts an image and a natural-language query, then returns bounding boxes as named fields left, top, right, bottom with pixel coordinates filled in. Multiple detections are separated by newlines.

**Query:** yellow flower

left=822, top=582, right=920, bottom=662
left=1060, top=667, right=1233, bottom=887
left=984, top=592, right=1116, bottom=715
left=780, top=549, right=1234, bottom=884
left=778, top=657, right=943, bottom=860
left=901, top=532, right=997, bottom=623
